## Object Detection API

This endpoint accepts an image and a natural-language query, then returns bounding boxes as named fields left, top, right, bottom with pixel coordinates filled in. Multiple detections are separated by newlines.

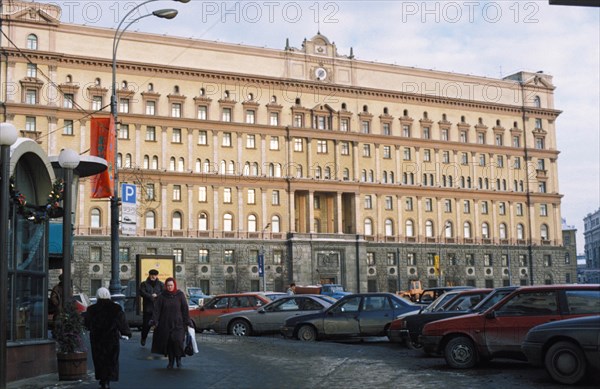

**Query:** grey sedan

left=212, top=294, right=335, bottom=336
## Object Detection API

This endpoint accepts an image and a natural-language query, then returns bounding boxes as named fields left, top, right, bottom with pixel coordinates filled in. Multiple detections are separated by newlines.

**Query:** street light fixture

left=58, top=149, right=80, bottom=310
left=109, top=2, right=185, bottom=297
left=0, top=122, right=18, bottom=389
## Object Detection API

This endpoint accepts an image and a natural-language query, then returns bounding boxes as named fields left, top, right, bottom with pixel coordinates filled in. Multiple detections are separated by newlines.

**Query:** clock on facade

left=315, top=67, right=327, bottom=81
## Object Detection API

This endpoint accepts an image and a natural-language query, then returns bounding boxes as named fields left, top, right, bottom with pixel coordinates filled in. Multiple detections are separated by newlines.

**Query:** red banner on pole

left=90, top=116, right=115, bottom=198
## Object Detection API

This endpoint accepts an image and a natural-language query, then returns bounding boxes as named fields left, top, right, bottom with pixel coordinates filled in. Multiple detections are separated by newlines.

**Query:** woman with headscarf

left=150, top=277, right=191, bottom=368
left=84, top=287, right=131, bottom=389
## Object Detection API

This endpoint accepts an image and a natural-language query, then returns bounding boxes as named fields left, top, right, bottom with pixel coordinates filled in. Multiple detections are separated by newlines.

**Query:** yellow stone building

left=2, top=1, right=574, bottom=300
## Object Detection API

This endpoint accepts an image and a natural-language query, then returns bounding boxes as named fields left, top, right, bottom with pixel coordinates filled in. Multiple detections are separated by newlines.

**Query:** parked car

left=264, top=292, right=288, bottom=301
left=522, top=315, right=600, bottom=385
left=187, top=287, right=211, bottom=307
left=416, top=286, right=475, bottom=305
left=189, top=292, right=271, bottom=331
left=213, top=294, right=336, bottom=336
left=420, top=284, right=600, bottom=369
left=388, top=288, right=493, bottom=347
left=281, top=292, right=421, bottom=341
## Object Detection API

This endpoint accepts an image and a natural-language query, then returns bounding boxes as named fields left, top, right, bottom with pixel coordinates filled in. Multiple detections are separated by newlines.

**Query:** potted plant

left=53, top=300, right=88, bottom=380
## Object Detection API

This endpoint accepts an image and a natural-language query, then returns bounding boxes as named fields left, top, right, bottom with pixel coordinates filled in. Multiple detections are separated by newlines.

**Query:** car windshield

left=422, top=292, right=457, bottom=313
left=329, top=286, right=344, bottom=293
left=315, top=295, right=337, bottom=304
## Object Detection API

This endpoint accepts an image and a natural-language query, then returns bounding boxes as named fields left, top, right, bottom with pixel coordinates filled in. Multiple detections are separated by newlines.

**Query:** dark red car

left=420, top=284, right=600, bottom=369
left=189, top=292, right=271, bottom=331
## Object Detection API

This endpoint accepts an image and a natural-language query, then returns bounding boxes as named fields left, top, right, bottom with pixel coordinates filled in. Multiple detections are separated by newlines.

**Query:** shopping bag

left=186, top=326, right=198, bottom=354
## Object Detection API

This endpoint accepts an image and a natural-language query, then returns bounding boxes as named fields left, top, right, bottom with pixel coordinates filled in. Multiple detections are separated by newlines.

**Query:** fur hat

left=96, top=287, right=111, bottom=300
left=149, top=269, right=159, bottom=276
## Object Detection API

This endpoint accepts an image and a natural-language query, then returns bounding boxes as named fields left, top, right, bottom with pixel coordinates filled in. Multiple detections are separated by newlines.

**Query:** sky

left=35, top=0, right=600, bottom=253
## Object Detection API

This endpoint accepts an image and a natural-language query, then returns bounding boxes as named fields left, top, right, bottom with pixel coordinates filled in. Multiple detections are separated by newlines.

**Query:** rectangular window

left=479, top=154, right=486, bottom=166
left=385, top=196, right=393, bottom=210
left=407, top=253, right=416, bottom=266
left=540, top=204, right=548, bottom=216
left=198, top=130, right=207, bottom=145
left=405, top=197, right=413, bottom=211
left=442, top=151, right=450, bottom=164
left=317, top=140, right=327, bottom=154
left=340, top=118, right=349, bottom=132
left=294, top=113, right=303, bottom=127
left=171, top=103, right=181, bottom=117
left=497, top=155, right=504, bottom=168
left=513, top=135, right=521, bottom=148
left=172, top=128, right=182, bottom=143
left=118, top=124, right=129, bottom=140
left=387, top=252, right=396, bottom=266
left=340, top=141, right=349, bottom=155
left=481, top=201, right=489, bottom=214
left=146, top=183, right=155, bottom=201
left=463, top=200, right=470, bottom=214
left=270, top=136, right=279, bottom=150
left=269, top=112, right=279, bottom=126
left=173, top=249, right=183, bottom=263
left=222, top=108, right=232, bottom=122
left=535, top=118, right=543, bottom=129
left=514, top=157, right=521, bottom=169
left=316, top=116, right=327, bottom=130
left=536, top=138, right=545, bottom=149
left=272, top=190, right=280, bottom=205
left=466, top=254, right=475, bottom=266
left=423, top=149, right=431, bottom=162
left=501, top=254, right=509, bottom=267
left=516, top=203, right=523, bottom=216
left=539, top=182, right=547, bottom=193
left=495, top=134, right=503, bottom=146
left=222, top=132, right=232, bottom=147
left=362, top=144, right=371, bottom=157
left=477, top=132, right=485, bottom=144
left=273, top=251, right=283, bottom=265
left=537, top=159, right=545, bottom=171
left=90, top=247, right=102, bottom=261
left=198, top=186, right=207, bottom=202
left=247, top=189, right=255, bottom=204
left=92, top=96, right=103, bottom=111
left=441, top=129, right=449, bottom=141
left=223, top=188, right=232, bottom=203
left=383, top=146, right=391, bottom=159
left=63, top=93, right=74, bottom=108
left=26, top=89, right=37, bottom=104
left=484, top=254, right=492, bottom=267
left=425, top=198, right=433, bottom=212
left=460, top=131, right=467, bottom=143
left=499, top=202, right=506, bottom=215
left=146, top=101, right=156, bottom=115
left=119, top=247, right=130, bottom=262
left=383, top=123, right=391, bottom=135
left=173, top=185, right=181, bottom=201
left=422, top=127, right=430, bottom=139
left=199, top=249, right=209, bottom=263
left=25, top=116, right=36, bottom=132
left=461, top=152, right=468, bottom=165
left=364, top=195, right=372, bottom=209
left=294, top=138, right=303, bottom=152
left=444, top=199, right=452, bottom=213
left=197, top=106, right=207, bottom=120
left=63, top=120, right=73, bottom=135
left=361, top=121, right=370, bottom=134
left=245, top=110, right=255, bottom=124
left=403, top=148, right=411, bottom=160
left=402, top=125, right=410, bottom=137
left=146, top=126, right=156, bottom=141
left=119, top=98, right=129, bottom=113
left=27, top=63, right=37, bottom=77
left=544, top=254, right=552, bottom=267
left=366, top=252, right=375, bottom=266
left=246, top=134, right=255, bottom=148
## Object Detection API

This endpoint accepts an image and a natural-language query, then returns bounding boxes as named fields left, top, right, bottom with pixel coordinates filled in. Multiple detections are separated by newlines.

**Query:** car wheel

left=297, top=325, right=317, bottom=341
left=444, top=336, right=478, bottom=369
left=406, top=338, right=423, bottom=350
left=544, top=341, right=587, bottom=385
left=229, top=319, right=251, bottom=336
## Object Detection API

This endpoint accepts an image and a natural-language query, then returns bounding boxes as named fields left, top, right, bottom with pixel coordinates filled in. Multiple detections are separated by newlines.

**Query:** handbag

left=184, top=326, right=198, bottom=355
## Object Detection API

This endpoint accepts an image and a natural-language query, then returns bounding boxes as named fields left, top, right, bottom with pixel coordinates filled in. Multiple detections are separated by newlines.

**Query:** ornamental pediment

left=2, top=1, right=61, bottom=25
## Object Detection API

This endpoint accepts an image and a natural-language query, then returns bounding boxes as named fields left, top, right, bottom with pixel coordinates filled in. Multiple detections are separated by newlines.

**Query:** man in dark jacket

left=139, top=269, right=164, bottom=346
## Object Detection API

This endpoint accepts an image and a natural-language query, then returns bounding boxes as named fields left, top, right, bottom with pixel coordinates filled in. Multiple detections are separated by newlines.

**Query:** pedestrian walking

left=84, top=287, right=131, bottom=389
left=150, top=277, right=191, bottom=369
left=139, top=269, right=164, bottom=346
left=286, top=282, right=296, bottom=295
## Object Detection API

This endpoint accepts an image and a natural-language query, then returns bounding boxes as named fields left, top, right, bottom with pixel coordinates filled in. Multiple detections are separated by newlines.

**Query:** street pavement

left=8, top=330, right=600, bottom=389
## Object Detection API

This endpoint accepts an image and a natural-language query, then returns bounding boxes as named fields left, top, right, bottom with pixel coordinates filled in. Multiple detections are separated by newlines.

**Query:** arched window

left=228, top=161, right=235, bottom=175
left=251, top=162, right=259, bottom=176
left=269, top=163, right=275, bottom=177
left=389, top=172, right=394, bottom=184
left=271, top=215, right=280, bottom=233
left=343, top=168, right=349, bottom=181
left=203, top=159, right=210, bottom=173
left=463, top=222, right=472, bottom=239
left=533, top=96, right=541, bottom=108
left=91, top=208, right=101, bottom=228
left=324, top=167, right=331, bottom=180
left=174, top=85, right=180, bottom=94
left=219, top=160, right=226, bottom=174
left=382, top=171, right=388, bottom=183
left=243, top=162, right=250, bottom=176
left=145, top=211, right=155, bottom=230
left=172, top=211, right=182, bottom=230
left=315, top=166, right=322, bottom=179
left=198, top=213, right=208, bottom=231
left=540, top=224, right=549, bottom=240
left=125, top=153, right=132, bottom=168
left=247, top=214, right=257, bottom=232
left=425, top=220, right=434, bottom=238
left=27, top=34, right=38, bottom=50
left=405, top=220, right=414, bottom=237
left=361, top=170, right=367, bottom=182
left=482, top=222, right=490, bottom=239
left=517, top=224, right=525, bottom=239
left=499, top=223, right=507, bottom=239
left=152, top=156, right=159, bottom=170
left=195, top=159, right=202, bottom=173
left=169, top=157, right=176, bottom=171
left=178, top=158, right=185, bottom=172
left=445, top=222, right=453, bottom=238
left=274, top=163, right=281, bottom=178
left=95, top=78, right=101, bottom=86
left=143, top=155, right=150, bottom=169
left=369, top=170, right=374, bottom=182
left=223, top=213, right=233, bottom=231
left=385, top=219, right=394, bottom=236
left=148, top=83, right=154, bottom=91
left=116, top=153, right=123, bottom=168
left=364, top=218, right=373, bottom=236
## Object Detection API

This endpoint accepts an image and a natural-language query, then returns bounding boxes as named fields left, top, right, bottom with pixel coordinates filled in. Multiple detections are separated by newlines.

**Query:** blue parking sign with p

left=122, top=183, right=136, bottom=204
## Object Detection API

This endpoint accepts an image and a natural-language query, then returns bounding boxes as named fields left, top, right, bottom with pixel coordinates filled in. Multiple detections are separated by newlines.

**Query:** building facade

left=583, top=209, right=600, bottom=283
left=2, top=1, right=575, bottom=302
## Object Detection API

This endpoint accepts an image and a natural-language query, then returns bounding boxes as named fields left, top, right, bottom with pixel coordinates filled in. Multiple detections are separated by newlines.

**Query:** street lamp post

left=0, top=123, right=18, bottom=389
left=58, top=149, right=80, bottom=309
left=109, top=2, right=185, bottom=297
left=259, top=223, right=271, bottom=291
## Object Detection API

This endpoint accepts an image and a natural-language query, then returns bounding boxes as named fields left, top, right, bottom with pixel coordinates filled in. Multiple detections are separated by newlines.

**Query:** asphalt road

left=12, top=331, right=600, bottom=389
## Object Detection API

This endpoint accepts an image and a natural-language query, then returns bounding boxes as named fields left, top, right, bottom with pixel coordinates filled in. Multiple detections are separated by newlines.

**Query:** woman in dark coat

left=84, top=287, right=131, bottom=389
left=151, top=277, right=190, bottom=368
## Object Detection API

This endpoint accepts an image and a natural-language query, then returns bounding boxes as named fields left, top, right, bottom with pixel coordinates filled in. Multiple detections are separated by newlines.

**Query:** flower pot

left=57, top=351, right=88, bottom=380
